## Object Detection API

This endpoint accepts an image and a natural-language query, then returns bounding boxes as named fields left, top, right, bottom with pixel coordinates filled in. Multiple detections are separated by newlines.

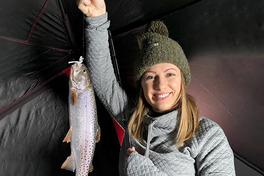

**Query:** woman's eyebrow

left=164, top=68, right=177, bottom=72
left=144, top=70, right=156, bottom=74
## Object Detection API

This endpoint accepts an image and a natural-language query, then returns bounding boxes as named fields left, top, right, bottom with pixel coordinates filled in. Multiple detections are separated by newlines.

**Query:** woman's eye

left=146, top=75, right=154, bottom=80
left=167, top=73, right=175, bottom=77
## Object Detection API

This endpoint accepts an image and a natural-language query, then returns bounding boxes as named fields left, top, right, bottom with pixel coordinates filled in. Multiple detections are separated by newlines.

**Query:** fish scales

left=71, top=87, right=97, bottom=175
left=61, top=57, right=100, bottom=176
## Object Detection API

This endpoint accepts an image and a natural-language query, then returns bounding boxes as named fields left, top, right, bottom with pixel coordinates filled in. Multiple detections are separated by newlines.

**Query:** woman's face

left=141, top=63, right=182, bottom=113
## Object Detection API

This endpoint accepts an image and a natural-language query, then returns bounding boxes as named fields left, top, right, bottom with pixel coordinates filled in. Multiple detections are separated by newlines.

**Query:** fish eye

left=83, top=69, right=86, bottom=73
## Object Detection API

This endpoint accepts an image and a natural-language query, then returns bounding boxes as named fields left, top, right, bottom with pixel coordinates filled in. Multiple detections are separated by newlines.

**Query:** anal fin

left=61, top=155, right=75, bottom=172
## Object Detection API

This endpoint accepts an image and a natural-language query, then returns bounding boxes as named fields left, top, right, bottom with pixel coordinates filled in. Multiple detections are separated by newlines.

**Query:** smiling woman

left=77, top=0, right=236, bottom=175
left=128, top=21, right=200, bottom=150
left=141, top=63, right=182, bottom=113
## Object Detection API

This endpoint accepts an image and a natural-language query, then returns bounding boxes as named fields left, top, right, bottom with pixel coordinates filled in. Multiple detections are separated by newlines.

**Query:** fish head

left=70, top=63, right=91, bottom=91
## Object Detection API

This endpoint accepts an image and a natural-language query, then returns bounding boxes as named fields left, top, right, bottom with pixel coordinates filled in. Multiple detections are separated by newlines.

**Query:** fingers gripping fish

left=61, top=56, right=100, bottom=175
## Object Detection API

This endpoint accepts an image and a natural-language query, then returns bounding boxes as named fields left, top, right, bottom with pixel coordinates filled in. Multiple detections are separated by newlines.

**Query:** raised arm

left=77, top=0, right=129, bottom=125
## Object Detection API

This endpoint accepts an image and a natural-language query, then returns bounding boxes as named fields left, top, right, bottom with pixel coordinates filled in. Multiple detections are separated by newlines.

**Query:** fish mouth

left=70, top=64, right=80, bottom=86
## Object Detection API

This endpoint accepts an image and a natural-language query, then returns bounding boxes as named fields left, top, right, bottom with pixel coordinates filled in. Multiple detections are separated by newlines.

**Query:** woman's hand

left=126, top=146, right=135, bottom=159
left=76, top=0, right=106, bottom=17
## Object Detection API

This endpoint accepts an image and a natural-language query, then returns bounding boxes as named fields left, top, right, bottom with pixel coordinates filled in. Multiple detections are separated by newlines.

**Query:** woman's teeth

left=156, top=93, right=170, bottom=98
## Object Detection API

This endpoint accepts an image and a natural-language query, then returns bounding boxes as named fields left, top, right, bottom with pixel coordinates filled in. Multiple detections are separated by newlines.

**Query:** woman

left=77, top=0, right=236, bottom=175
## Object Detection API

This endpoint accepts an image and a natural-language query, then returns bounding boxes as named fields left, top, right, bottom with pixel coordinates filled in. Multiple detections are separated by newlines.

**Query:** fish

left=61, top=56, right=100, bottom=176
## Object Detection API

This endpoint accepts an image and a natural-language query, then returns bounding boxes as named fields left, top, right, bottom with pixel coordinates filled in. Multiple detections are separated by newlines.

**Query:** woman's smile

left=153, top=92, right=171, bottom=100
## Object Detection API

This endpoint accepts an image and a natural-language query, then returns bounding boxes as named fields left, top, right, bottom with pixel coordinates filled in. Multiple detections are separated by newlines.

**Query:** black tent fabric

left=0, top=0, right=120, bottom=175
left=0, top=0, right=264, bottom=175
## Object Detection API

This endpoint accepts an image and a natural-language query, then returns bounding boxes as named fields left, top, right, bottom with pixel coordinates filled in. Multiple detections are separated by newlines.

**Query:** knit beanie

left=135, top=21, right=191, bottom=86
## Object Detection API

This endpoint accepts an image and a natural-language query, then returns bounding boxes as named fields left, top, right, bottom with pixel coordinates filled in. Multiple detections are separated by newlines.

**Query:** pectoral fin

left=96, top=125, right=101, bottom=143
left=63, top=128, right=72, bottom=143
left=61, top=155, right=75, bottom=172
left=72, top=89, right=77, bottom=104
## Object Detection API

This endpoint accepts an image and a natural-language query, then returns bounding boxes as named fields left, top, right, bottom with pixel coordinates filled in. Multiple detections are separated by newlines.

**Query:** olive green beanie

left=135, top=20, right=191, bottom=86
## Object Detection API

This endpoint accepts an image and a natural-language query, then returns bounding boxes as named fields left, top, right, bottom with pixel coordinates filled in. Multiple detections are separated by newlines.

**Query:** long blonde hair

left=128, top=73, right=199, bottom=147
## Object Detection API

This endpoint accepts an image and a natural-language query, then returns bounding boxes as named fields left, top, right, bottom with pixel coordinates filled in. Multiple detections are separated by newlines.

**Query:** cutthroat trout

left=61, top=56, right=100, bottom=175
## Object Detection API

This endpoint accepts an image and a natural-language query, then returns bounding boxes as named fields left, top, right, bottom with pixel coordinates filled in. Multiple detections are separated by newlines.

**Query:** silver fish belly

left=61, top=57, right=100, bottom=176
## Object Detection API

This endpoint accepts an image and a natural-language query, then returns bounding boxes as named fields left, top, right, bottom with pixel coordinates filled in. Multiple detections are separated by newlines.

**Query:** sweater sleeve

left=125, top=151, right=168, bottom=176
left=195, top=119, right=236, bottom=176
left=84, top=13, right=128, bottom=125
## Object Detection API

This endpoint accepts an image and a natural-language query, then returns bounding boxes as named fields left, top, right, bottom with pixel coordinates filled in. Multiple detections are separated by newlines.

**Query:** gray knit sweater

left=85, top=13, right=236, bottom=176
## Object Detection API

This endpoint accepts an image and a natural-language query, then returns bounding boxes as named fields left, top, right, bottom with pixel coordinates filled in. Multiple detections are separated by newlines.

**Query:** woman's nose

left=153, top=76, right=165, bottom=90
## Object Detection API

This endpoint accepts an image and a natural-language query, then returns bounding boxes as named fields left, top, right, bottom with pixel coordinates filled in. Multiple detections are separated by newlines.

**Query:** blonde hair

left=128, top=73, right=199, bottom=147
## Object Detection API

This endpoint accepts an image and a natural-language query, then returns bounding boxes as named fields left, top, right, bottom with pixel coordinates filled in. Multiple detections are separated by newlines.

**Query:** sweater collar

left=143, top=110, right=178, bottom=129
left=143, top=110, right=178, bottom=158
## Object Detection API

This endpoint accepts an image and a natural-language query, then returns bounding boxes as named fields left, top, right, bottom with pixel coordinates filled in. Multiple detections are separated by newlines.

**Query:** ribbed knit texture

left=135, top=21, right=191, bottom=86
left=85, top=14, right=128, bottom=123
left=85, top=13, right=236, bottom=176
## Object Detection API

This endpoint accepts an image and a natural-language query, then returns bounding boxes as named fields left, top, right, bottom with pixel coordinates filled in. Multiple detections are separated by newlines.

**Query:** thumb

left=78, top=4, right=89, bottom=16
